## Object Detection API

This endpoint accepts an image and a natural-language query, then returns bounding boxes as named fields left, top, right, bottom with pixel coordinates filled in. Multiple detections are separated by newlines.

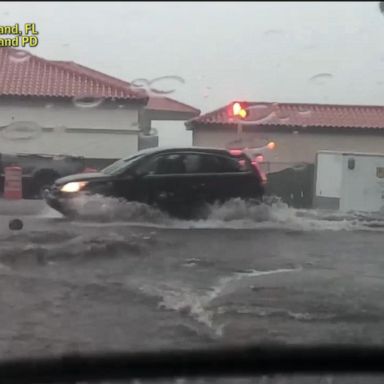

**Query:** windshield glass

left=101, top=154, right=143, bottom=176
left=2, top=2, right=384, bottom=383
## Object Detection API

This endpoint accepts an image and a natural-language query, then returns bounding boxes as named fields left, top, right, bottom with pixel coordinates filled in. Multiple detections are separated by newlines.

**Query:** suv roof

left=136, top=146, right=230, bottom=157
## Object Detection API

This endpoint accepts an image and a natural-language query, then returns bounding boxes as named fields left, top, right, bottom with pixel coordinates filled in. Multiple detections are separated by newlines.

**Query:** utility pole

left=228, top=102, right=248, bottom=140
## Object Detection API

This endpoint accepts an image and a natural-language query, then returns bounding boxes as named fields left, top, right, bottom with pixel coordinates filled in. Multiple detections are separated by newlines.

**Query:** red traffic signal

left=227, top=101, right=248, bottom=119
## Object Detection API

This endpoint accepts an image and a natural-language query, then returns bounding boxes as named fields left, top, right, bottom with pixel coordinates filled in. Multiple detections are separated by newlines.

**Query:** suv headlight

left=60, top=181, right=88, bottom=193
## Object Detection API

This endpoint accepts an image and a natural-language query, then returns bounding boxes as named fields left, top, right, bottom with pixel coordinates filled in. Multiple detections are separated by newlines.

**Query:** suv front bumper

left=44, top=187, right=81, bottom=217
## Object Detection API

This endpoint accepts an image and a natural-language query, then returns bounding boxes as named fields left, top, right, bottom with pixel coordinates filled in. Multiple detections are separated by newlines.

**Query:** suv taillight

left=228, top=149, right=243, bottom=156
left=251, top=160, right=267, bottom=184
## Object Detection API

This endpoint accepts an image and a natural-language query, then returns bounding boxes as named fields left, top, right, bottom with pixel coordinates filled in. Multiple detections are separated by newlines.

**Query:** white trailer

left=314, top=150, right=384, bottom=213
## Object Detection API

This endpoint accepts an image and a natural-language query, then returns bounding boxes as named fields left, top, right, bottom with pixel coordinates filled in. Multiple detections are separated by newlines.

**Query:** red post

left=4, top=166, right=23, bottom=199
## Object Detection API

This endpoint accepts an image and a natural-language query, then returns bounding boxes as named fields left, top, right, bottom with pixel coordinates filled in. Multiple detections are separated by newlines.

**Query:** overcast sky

left=1, top=1, right=384, bottom=144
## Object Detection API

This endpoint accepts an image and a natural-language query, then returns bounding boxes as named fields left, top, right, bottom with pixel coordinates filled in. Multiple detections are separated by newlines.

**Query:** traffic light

left=227, top=101, right=248, bottom=119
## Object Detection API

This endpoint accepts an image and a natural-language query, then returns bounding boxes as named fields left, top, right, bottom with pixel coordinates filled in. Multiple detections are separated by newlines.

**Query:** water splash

left=52, top=194, right=384, bottom=232
left=136, top=268, right=300, bottom=337
left=38, top=205, right=64, bottom=219
left=187, top=198, right=349, bottom=231
left=217, top=305, right=337, bottom=322
left=0, top=229, right=154, bottom=268
left=66, top=194, right=172, bottom=224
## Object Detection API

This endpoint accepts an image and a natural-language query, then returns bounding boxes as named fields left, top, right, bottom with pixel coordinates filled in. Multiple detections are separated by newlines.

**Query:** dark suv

left=45, top=147, right=266, bottom=219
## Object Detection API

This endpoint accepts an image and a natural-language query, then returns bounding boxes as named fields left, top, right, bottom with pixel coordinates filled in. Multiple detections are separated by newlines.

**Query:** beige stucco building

left=0, top=48, right=199, bottom=168
left=186, top=102, right=384, bottom=173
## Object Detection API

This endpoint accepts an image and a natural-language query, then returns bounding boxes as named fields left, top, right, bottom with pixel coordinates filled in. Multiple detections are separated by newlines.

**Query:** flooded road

left=1, top=199, right=384, bottom=383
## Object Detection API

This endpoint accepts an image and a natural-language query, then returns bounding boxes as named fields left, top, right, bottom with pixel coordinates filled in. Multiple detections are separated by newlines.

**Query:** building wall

left=192, top=126, right=384, bottom=172
left=0, top=129, right=139, bottom=159
left=0, top=97, right=141, bottom=159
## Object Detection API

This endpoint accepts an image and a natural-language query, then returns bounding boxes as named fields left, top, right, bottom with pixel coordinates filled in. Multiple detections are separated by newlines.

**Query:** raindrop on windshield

left=264, top=29, right=283, bottom=37
left=45, top=103, right=54, bottom=109
left=130, top=78, right=149, bottom=89
left=131, top=76, right=185, bottom=95
left=202, top=86, right=211, bottom=99
left=225, top=137, right=272, bottom=151
left=247, top=103, right=272, bottom=115
left=246, top=104, right=276, bottom=124
left=2, top=121, right=42, bottom=140
left=244, top=103, right=285, bottom=125
left=297, top=107, right=312, bottom=117
left=8, top=50, right=31, bottom=64
left=149, top=75, right=185, bottom=95
left=271, top=103, right=290, bottom=122
left=249, top=104, right=270, bottom=111
left=309, top=73, right=333, bottom=85
left=72, top=96, right=104, bottom=108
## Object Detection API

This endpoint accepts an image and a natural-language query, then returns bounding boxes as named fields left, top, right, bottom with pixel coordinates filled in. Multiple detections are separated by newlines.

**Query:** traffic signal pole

left=229, top=101, right=247, bottom=140
left=237, top=122, right=243, bottom=137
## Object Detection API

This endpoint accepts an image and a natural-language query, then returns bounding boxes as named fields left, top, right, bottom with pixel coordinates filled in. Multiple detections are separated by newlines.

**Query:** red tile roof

left=146, top=96, right=200, bottom=114
left=0, top=48, right=147, bottom=101
left=56, top=61, right=199, bottom=115
left=0, top=48, right=200, bottom=117
left=186, top=102, right=384, bottom=130
left=53, top=60, right=142, bottom=93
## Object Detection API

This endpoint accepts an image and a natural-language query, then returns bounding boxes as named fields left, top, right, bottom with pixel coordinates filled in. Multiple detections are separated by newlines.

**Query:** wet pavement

left=1, top=198, right=384, bottom=383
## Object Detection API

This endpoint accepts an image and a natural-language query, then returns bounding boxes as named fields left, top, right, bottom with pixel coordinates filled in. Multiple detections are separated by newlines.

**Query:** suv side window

left=182, top=153, right=251, bottom=174
left=220, top=156, right=243, bottom=172
left=183, top=154, right=203, bottom=173
left=183, top=154, right=221, bottom=173
left=136, top=154, right=186, bottom=175
left=221, top=155, right=252, bottom=172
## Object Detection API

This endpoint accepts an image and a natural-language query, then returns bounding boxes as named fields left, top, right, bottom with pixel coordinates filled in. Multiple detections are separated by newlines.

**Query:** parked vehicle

left=0, top=153, right=86, bottom=199
left=45, top=147, right=266, bottom=219
left=314, top=150, right=384, bottom=213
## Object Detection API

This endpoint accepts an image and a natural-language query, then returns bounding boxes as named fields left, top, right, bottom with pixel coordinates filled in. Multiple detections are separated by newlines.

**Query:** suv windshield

left=101, top=154, right=143, bottom=176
